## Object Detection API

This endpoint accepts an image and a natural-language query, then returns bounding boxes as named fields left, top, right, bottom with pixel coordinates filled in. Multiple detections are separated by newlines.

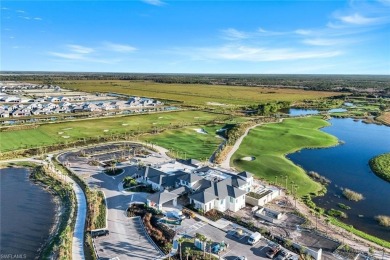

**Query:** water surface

left=288, top=118, right=390, bottom=241
left=0, top=167, right=57, bottom=259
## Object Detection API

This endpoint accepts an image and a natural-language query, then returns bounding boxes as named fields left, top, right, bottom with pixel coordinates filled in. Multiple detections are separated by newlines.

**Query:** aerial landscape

left=0, top=1, right=389, bottom=260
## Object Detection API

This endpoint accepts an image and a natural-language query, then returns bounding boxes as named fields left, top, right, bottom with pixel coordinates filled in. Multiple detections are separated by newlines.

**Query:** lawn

left=56, top=80, right=342, bottom=106
left=0, top=110, right=226, bottom=152
left=141, top=124, right=224, bottom=161
left=231, top=117, right=339, bottom=196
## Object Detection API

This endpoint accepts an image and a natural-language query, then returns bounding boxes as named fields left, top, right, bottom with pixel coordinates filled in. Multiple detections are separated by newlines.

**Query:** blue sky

left=1, top=0, right=390, bottom=74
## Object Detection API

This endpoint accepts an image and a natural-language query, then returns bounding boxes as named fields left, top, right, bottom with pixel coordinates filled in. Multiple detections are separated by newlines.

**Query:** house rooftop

left=177, top=172, right=203, bottom=183
left=189, top=191, right=217, bottom=204
left=147, top=190, right=178, bottom=205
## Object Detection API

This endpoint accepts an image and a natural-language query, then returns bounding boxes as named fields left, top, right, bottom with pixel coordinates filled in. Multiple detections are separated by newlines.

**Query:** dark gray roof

left=141, top=166, right=167, bottom=179
left=178, top=173, right=203, bottom=183
left=170, top=186, right=187, bottom=195
left=147, top=190, right=178, bottom=205
left=195, top=166, right=213, bottom=173
left=192, top=179, right=212, bottom=191
left=204, top=178, right=247, bottom=199
left=237, top=171, right=252, bottom=178
left=177, top=158, right=201, bottom=167
left=230, top=176, right=247, bottom=188
left=189, top=191, right=216, bottom=204
left=227, top=185, right=247, bottom=198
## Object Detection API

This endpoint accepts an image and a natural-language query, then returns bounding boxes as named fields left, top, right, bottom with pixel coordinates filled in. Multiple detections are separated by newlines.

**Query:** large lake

left=0, top=167, right=57, bottom=259
left=288, top=118, right=390, bottom=241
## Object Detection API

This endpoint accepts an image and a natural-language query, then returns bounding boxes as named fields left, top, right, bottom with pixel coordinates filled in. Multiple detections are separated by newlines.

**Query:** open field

left=54, top=80, right=343, bottom=106
left=141, top=124, right=224, bottom=161
left=377, top=112, right=390, bottom=125
left=231, top=117, right=339, bottom=196
left=0, top=111, right=226, bottom=152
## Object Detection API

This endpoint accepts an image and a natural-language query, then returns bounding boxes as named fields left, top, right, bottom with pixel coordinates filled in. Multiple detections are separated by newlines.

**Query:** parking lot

left=93, top=217, right=163, bottom=260
left=177, top=217, right=278, bottom=260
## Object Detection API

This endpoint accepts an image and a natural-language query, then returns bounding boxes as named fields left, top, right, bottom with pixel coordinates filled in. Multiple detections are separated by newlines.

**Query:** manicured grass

left=231, top=117, right=338, bottom=196
left=369, top=153, right=390, bottom=182
left=0, top=111, right=225, bottom=152
left=57, top=80, right=342, bottom=106
left=141, top=125, right=224, bottom=161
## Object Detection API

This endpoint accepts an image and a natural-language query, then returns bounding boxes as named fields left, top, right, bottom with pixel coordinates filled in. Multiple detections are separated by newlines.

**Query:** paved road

left=58, top=150, right=164, bottom=260
left=219, top=123, right=262, bottom=169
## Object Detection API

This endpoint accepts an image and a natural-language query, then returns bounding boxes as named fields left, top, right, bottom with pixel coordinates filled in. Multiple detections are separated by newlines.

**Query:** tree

left=184, top=247, right=191, bottom=260
left=165, top=243, right=173, bottom=260
left=178, top=237, right=185, bottom=260
left=207, top=239, right=213, bottom=260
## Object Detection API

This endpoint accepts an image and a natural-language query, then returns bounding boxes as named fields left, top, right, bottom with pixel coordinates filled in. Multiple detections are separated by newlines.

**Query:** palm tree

left=199, top=235, right=207, bottom=257
left=178, top=237, right=185, bottom=260
left=207, top=239, right=213, bottom=260
left=184, top=247, right=191, bottom=260
left=166, top=243, right=173, bottom=260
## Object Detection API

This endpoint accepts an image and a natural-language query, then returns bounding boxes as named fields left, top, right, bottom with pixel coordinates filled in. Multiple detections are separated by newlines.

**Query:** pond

left=288, top=118, right=390, bottom=241
left=281, top=108, right=319, bottom=116
left=0, top=167, right=57, bottom=259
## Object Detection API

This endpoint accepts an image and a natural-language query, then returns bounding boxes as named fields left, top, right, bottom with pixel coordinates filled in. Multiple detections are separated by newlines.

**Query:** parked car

left=274, top=249, right=289, bottom=260
left=165, top=210, right=186, bottom=220
left=247, top=232, right=262, bottom=245
left=91, top=229, right=109, bottom=238
left=266, top=244, right=281, bottom=258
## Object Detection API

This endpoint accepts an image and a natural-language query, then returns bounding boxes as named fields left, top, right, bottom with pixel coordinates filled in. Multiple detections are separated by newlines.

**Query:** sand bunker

left=103, top=129, right=109, bottom=132
left=62, top=136, right=70, bottom=139
left=207, top=102, right=227, bottom=106
left=58, top=132, right=64, bottom=135
left=122, top=123, right=128, bottom=126
left=158, top=117, right=164, bottom=119
left=194, top=128, right=207, bottom=134
left=241, top=156, right=256, bottom=161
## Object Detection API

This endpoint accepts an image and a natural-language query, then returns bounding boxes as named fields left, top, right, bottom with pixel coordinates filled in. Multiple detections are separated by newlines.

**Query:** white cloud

left=104, top=42, right=137, bottom=53
left=34, top=17, right=43, bottom=21
left=221, top=28, right=249, bottom=40
left=141, top=0, right=165, bottom=6
left=302, top=38, right=345, bottom=46
left=67, top=44, right=95, bottom=54
left=16, top=10, right=25, bottom=13
left=295, top=29, right=312, bottom=35
left=49, top=52, right=86, bottom=61
left=338, top=13, right=385, bottom=25
left=178, top=45, right=342, bottom=62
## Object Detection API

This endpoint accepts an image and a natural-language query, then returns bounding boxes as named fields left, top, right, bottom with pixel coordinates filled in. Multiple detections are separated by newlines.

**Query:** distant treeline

left=2, top=72, right=390, bottom=96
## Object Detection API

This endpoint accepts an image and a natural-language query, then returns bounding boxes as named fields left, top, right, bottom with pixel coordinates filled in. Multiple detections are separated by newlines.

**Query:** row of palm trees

left=171, top=235, right=214, bottom=260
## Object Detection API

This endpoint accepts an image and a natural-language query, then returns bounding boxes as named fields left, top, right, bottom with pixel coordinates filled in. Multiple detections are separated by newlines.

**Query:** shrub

left=342, top=188, right=364, bottom=201
left=327, top=209, right=348, bottom=219
left=338, top=203, right=351, bottom=210
left=375, top=215, right=390, bottom=227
